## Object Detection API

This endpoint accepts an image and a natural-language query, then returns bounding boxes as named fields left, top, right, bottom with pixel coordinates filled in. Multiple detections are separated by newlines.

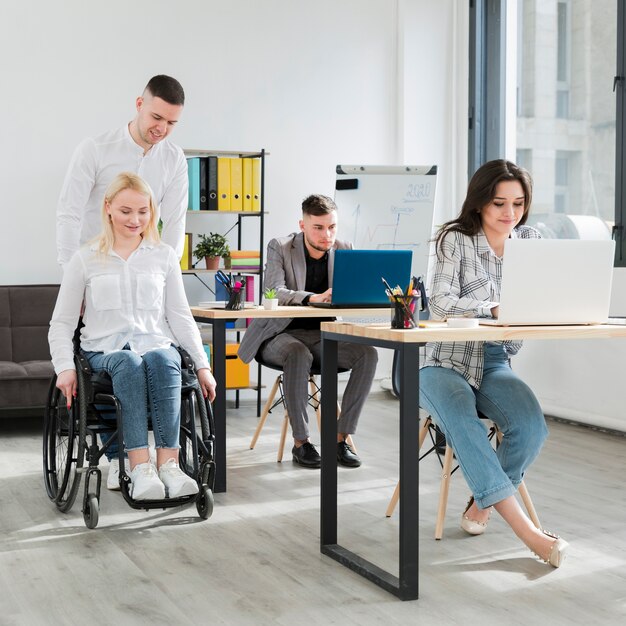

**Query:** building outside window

left=515, top=0, right=616, bottom=240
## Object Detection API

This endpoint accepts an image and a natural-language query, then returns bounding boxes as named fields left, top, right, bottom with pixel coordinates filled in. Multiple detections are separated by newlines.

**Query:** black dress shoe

left=337, top=441, right=361, bottom=467
left=292, top=442, right=321, bottom=468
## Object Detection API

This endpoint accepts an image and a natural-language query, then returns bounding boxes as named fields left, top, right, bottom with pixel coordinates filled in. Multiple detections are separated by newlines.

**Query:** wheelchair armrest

left=176, top=346, right=195, bottom=371
left=74, top=351, right=92, bottom=376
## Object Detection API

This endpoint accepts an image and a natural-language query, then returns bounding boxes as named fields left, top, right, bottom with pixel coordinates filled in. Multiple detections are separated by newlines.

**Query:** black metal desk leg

left=212, top=319, right=227, bottom=493
left=397, top=343, right=420, bottom=600
left=320, top=335, right=338, bottom=546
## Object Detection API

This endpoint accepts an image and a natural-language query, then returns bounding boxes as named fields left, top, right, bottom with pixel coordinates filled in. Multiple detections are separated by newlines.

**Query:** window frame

left=468, top=0, right=507, bottom=176
left=615, top=0, right=626, bottom=265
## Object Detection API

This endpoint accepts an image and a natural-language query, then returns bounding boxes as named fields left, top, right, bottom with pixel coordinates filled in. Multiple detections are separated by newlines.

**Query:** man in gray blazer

left=238, top=195, right=378, bottom=468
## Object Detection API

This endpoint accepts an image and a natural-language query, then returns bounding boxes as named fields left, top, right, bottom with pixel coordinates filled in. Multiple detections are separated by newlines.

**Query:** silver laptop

left=479, top=239, right=615, bottom=326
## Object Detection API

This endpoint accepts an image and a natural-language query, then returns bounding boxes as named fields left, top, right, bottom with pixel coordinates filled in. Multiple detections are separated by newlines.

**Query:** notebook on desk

left=478, top=239, right=615, bottom=326
left=310, top=249, right=412, bottom=308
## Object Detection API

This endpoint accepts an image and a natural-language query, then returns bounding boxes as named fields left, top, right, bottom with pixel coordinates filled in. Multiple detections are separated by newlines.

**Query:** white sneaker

left=158, top=459, right=199, bottom=498
left=107, top=458, right=130, bottom=491
left=129, top=463, right=166, bottom=500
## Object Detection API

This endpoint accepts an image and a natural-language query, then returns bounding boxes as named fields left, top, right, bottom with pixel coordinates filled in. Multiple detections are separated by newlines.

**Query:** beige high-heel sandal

left=460, top=496, right=492, bottom=535
left=533, top=529, right=569, bottom=568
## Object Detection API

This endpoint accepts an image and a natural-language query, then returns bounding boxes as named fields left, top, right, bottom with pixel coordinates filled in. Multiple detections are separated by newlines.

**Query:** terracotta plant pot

left=205, top=256, right=220, bottom=270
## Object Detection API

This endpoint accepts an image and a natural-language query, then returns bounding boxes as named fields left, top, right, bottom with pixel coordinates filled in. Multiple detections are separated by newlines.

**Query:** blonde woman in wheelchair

left=49, top=172, right=216, bottom=500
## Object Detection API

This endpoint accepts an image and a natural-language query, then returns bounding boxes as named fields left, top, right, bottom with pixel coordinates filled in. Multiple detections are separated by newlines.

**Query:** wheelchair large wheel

left=178, top=390, right=197, bottom=477
left=43, top=375, right=87, bottom=512
left=179, top=387, right=208, bottom=476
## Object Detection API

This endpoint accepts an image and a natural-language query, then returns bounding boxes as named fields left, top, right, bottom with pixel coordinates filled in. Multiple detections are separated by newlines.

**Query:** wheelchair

left=43, top=342, right=216, bottom=529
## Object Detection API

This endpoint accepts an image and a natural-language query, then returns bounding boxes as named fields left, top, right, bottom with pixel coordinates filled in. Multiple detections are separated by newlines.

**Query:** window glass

left=516, top=0, right=616, bottom=240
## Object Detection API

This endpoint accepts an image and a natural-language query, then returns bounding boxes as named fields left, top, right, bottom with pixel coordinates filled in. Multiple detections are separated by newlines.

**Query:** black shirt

left=286, top=247, right=332, bottom=331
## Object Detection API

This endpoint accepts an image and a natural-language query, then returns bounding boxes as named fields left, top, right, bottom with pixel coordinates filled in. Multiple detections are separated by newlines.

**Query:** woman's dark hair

left=434, top=159, right=533, bottom=255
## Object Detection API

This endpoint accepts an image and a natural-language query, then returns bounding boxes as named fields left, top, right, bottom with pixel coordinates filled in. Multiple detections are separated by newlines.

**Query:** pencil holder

left=225, top=289, right=244, bottom=310
left=391, top=296, right=419, bottom=329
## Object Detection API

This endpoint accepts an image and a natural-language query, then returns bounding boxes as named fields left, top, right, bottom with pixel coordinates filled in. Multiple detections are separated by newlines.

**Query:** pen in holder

left=225, top=288, right=244, bottom=310
left=391, top=295, right=420, bottom=329
left=225, top=278, right=246, bottom=311
left=382, top=275, right=420, bottom=330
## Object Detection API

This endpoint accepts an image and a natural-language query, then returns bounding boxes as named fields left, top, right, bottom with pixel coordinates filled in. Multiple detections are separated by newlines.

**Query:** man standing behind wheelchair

left=49, top=172, right=217, bottom=501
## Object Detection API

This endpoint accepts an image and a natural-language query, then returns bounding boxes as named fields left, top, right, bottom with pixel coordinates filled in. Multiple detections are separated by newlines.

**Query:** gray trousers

left=258, top=328, right=378, bottom=441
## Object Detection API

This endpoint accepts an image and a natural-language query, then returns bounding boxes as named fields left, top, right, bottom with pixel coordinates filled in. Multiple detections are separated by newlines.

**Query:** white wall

left=0, top=0, right=401, bottom=285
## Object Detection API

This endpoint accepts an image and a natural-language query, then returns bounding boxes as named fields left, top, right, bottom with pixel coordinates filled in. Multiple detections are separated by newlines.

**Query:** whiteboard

left=334, top=164, right=438, bottom=282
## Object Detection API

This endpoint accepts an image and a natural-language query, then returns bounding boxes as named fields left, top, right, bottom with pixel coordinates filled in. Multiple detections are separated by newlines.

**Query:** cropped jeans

left=419, top=342, right=548, bottom=509
left=83, top=345, right=182, bottom=452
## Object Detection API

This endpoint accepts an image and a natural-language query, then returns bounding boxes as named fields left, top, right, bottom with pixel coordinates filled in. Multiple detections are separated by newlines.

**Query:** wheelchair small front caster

left=196, top=486, right=214, bottom=520
left=83, top=494, right=99, bottom=529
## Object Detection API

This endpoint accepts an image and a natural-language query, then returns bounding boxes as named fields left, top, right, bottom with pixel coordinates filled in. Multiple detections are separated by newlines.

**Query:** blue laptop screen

left=331, top=249, right=413, bottom=306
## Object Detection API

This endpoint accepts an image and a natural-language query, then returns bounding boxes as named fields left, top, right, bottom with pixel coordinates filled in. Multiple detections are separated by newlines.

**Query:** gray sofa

left=0, top=285, right=59, bottom=415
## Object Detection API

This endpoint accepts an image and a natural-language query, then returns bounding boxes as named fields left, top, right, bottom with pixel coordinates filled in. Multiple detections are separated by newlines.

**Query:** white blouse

left=49, top=240, right=210, bottom=375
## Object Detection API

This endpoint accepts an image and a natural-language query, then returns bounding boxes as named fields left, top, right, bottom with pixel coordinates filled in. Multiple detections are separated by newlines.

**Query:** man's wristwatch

left=302, top=295, right=311, bottom=306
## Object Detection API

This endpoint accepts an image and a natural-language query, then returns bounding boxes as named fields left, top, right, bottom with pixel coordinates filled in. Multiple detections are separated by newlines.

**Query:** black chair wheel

left=83, top=494, right=99, bottom=529
left=196, top=486, right=214, bottom=520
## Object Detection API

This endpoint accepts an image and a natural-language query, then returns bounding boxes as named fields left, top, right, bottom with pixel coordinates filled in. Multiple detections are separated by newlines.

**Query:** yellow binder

left=242, top=158, right=253, bottom=212
left=230, top=158, right=243, bottom=212
left=180, top=233, right=192, bottom=269
left=217, top=157, right=231, bottom=211
left=251, top=158, right=261, bottom=212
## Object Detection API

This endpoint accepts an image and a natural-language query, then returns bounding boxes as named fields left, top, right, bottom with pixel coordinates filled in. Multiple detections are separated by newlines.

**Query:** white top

left=56, top=125, right=188, bottom=265
left=49, top=241, right=210, bottom=375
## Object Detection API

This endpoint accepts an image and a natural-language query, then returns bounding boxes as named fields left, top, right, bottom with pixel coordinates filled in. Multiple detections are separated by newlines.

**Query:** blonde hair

left=96, top=172, right=160, bottom=255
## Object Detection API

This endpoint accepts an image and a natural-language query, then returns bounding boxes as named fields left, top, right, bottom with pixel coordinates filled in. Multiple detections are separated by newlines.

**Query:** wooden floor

left=1, top=391, right=625, bottom=625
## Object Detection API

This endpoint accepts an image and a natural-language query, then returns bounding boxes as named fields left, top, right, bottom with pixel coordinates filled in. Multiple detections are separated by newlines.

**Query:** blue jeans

left=419, top=342, right=548, bottom=509
left=84, top=345, right=182, bottom=452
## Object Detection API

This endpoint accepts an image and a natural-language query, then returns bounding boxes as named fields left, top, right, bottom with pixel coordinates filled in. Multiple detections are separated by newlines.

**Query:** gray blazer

left=238, top=232, right=352, bottom=363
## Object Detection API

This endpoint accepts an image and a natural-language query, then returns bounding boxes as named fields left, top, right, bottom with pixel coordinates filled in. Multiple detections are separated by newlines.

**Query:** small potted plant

left=263, top=287, right=279, bottom=310
left=193, top=232, right=230, bottom=270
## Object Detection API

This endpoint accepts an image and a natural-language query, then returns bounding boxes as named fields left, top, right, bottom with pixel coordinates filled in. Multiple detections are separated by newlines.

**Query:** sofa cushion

left=0, top=285, right=60, bottom=411
left=0, top=360, right=54, bottom=380
left=7, top=285, right=60, bottom=362
left=12, top=327, right=52, bottom=363
left=0, top=377, right=53, bottom=409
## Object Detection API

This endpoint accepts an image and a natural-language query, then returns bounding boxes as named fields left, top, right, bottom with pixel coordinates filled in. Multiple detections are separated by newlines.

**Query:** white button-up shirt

left=49, top=241, right=210, bottom=375
left=423, top=226, right=540, bottom=388
left=56, top=125, right=188, bottom=266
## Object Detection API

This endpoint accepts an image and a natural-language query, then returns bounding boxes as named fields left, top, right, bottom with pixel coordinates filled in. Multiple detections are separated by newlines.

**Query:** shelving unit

left=182, top=148, right=267, bottom=412
left=183, top=148, right=266, bottom=301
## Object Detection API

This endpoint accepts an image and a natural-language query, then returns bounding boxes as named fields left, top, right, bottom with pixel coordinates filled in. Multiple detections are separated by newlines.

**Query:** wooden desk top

left=190, top=305, right=388, bottom=320
left=320, top=320, right=626, bottom=343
